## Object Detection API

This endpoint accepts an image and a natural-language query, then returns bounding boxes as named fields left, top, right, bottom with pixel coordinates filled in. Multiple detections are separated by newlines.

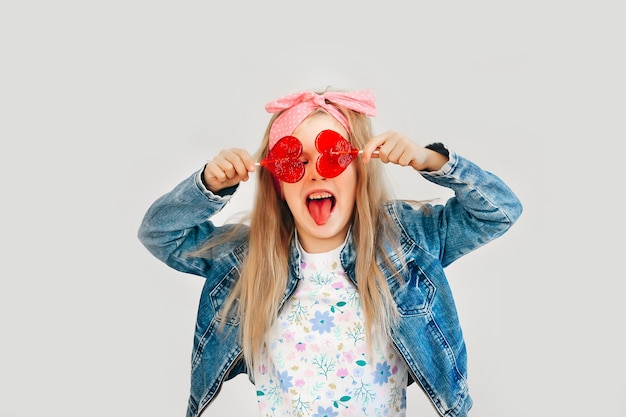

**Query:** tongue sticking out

left=308, top=198, right=333, bottom=225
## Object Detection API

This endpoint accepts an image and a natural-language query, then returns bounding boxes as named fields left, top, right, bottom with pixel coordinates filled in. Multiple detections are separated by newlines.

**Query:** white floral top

left=255, top=242, right=408, bottom=417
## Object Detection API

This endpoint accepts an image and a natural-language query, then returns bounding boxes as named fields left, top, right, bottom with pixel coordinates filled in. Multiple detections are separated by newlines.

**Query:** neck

left=295, top=227, right=349, bottom=254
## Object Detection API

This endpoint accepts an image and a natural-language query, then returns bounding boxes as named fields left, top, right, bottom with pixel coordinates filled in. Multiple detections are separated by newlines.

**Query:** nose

left=305, top=157, right=326, bottom=181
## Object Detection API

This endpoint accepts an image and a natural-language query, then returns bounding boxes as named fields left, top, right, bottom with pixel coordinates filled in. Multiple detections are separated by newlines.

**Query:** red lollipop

left=315, top=130, right=381, bottom=178
left=258, top=130, right=378, bottom=182
left=259, top=135, right=305, bottom=183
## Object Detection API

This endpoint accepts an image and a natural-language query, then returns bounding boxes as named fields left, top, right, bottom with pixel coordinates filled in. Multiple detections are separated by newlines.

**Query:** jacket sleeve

left=137, top=169, right=243, bottom=277
left=397, top=151, right=523, bottom=268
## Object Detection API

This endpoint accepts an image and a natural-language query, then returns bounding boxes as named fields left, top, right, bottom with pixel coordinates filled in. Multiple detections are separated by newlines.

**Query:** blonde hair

left=198, top=103, right=402, bottom=371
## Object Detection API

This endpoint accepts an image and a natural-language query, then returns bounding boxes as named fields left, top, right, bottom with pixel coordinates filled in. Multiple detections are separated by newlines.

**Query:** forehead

left=292, top=112, right=348, bottom=141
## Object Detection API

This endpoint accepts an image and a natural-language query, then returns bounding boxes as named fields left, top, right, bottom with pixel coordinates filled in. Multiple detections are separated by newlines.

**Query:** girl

left=138, top=89, right=523, bottom=417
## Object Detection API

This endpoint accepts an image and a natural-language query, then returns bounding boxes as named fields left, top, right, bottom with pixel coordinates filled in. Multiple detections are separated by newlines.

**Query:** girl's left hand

left=362, top=131, right=448, bottom=172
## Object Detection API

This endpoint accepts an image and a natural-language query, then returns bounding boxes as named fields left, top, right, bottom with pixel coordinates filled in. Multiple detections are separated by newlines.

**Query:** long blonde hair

left=199, top=103, right=402, bottom=371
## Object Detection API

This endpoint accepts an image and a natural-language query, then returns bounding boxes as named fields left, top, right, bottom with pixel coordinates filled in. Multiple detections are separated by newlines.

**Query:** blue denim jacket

left=138, top=151, right=522, bottom=417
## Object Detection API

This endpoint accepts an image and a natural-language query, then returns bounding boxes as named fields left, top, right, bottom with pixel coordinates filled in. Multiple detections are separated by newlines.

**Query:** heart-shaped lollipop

left=259, top=135, right=305, bottom=183
left=315, top=130, right=360, bottom=178
left=259, top=130, right=377, bottom=182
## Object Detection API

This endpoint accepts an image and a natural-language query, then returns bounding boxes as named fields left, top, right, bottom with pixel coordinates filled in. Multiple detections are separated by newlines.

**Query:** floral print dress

left=255, top=243, right=408, bottom=417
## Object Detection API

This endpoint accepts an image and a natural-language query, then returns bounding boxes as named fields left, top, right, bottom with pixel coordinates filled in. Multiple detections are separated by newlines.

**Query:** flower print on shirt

left=310, top=310, right=335, bottom=334
left=312, top=352, right=336, bottom=378
left=373, top=361, right=392, bottom=386
left=312, top=405, right=338, bottom=417
left=277, top=370, right=293, bottom=392
left=286, top=300, right=309, bottom=328
left=345, top=321, right=365, bottom=346
left=255, top=243, right=408, bottom=416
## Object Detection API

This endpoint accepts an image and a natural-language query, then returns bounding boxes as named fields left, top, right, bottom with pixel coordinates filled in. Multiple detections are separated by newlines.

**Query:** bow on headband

left=265, top=90, right=377, bottom=149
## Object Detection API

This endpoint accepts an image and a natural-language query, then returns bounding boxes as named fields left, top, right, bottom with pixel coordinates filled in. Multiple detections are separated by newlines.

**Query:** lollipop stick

left=330, top=149, right=380, bottom=157
left=255, top=159, right=278, bottom=166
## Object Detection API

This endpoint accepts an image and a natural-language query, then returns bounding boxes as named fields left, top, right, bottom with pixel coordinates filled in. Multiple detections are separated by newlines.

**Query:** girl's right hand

left=202, top=148, right=257, bottom=193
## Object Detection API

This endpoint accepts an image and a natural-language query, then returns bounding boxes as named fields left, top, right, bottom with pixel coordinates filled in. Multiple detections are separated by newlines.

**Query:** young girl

left=138, top=89, right=522, bottom=417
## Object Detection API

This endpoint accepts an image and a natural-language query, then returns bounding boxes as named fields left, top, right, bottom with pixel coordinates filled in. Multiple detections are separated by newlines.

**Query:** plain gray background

left=1, top=1, right=624, bottom=416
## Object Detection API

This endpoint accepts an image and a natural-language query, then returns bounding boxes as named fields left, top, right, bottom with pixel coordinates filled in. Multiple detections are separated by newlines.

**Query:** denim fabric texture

left=138, top=151, right=523, bottom=417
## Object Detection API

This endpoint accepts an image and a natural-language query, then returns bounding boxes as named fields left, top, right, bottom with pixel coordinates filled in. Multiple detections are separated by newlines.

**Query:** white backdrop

left=1, top=1, right=624, bottom=416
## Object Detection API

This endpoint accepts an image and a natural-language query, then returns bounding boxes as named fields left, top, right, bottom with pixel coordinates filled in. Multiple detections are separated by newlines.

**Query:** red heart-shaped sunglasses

left=257, top=130, right=378, bottom=183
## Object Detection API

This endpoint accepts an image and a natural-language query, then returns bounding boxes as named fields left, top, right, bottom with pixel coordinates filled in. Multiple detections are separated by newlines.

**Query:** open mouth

left=306, top=192, right=336, bottom=225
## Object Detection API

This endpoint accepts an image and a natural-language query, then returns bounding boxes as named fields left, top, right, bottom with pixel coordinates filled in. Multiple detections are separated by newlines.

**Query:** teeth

left=308, top=192, right=333, bottom=200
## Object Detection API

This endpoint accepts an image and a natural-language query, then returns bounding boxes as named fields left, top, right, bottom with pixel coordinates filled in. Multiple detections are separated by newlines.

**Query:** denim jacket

left=138, top=151, right=522, bottom=417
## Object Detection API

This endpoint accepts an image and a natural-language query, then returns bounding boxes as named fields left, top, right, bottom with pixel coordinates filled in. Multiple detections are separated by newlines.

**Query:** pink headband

left=265, top=90, right=377, bottom=149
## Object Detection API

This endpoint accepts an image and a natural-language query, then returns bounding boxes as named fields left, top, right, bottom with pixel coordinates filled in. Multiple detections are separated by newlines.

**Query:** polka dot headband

left=265, top=89, right=377, bottom=149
